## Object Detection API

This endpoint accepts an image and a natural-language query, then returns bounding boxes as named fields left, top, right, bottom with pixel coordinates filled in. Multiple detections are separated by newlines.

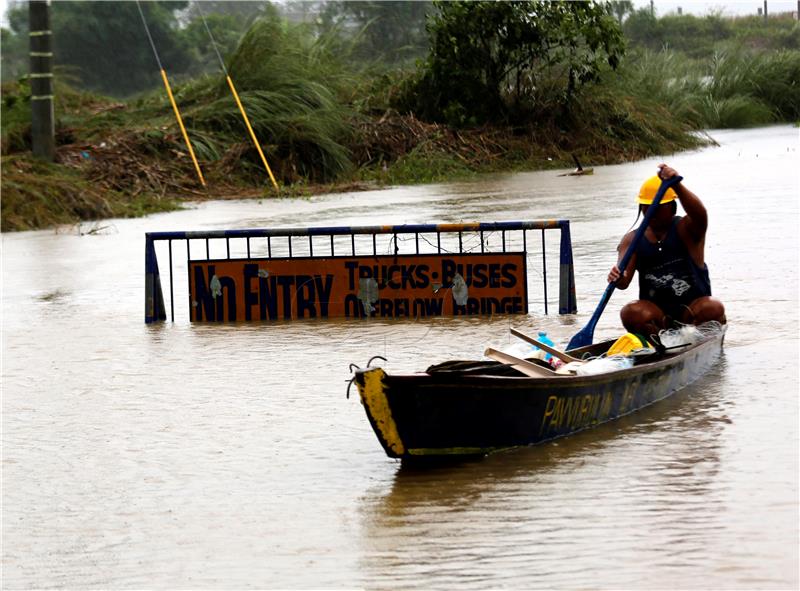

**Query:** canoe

left=352, top=325, right=725, bottom=459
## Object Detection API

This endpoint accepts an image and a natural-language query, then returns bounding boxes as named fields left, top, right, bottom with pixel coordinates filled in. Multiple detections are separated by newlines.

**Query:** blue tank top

left=636, top=216, right=711, bottom=318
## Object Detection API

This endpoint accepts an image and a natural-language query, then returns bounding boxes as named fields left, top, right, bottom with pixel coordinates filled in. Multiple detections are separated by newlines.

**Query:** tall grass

left=615, top=48, right=800, bottom=129
left=738, top=49, right=800, bottom=121
left=612, top=50, right=706, bottom=127
left=178, top=13, right=360, bottom=182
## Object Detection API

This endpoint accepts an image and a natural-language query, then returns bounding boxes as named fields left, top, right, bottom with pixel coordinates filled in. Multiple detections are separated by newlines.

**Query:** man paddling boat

left=607, top=164, right=726, bottom=336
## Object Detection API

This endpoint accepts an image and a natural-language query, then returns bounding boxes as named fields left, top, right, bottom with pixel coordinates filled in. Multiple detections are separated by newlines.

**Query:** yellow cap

left=638, top=175, right=677, bottom=205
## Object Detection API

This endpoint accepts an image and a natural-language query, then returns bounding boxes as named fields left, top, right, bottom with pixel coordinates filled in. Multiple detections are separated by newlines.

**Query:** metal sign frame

left=145, top=221, right=577, bottom=323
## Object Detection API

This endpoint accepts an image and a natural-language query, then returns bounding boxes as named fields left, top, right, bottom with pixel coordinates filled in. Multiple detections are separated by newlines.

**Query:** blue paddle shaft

left=567, top=175, right=684, bottom=350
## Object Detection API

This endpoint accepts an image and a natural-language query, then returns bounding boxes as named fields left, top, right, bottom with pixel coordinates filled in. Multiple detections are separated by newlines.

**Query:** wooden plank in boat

left=484, top=347, right=564, bottom=378
left=510, top=328, right=582, bottom=363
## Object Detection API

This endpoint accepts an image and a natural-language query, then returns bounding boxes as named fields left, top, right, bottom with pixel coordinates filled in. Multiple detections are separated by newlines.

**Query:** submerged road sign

left=145, top=221, right=577, bottom=323
left=189, top=253, right=527, bottom=322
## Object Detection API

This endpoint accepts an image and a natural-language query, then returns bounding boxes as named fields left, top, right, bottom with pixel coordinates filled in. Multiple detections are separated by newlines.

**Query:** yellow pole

left=226, top=75, right=280, bottom=191
left=160, top=69, right=206, bottom=187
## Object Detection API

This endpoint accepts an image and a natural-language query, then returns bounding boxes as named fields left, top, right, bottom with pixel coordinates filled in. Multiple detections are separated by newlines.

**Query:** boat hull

left=354, top=332, right=724, bottom=458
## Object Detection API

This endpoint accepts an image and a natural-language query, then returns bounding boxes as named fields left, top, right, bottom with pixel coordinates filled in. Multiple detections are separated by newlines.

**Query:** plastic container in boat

left=532, top=331, right=555, bottom=361
left=607, top=332, right=652, bottom=356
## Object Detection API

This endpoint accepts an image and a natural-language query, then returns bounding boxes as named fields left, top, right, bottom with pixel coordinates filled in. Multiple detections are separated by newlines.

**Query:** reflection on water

left=358, top=364, right=732, bottom=589
left=2, top=125, right=798, bottom=588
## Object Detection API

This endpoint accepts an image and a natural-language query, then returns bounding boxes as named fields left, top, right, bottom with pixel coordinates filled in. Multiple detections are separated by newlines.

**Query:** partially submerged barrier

left=144, top=221, right=577, bottom=323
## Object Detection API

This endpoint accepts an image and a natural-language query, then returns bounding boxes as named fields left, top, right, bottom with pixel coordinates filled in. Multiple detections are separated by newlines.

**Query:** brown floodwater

left=2, top=125, right=798, bottom=589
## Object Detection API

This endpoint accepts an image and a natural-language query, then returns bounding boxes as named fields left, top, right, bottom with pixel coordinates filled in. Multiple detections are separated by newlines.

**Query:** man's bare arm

left=659, top=164, right=707, bottom=241
left=608, top=232, right=637, bottom=289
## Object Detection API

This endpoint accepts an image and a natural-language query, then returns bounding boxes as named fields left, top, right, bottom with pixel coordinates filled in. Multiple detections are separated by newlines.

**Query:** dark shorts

left=647, top=296, right=703, bottom=324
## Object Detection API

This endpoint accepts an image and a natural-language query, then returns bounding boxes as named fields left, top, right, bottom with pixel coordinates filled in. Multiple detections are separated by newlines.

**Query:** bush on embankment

left=168, top=11, right=358, bottom=184
left=617, top=48, right=800, bottom=128
left=1, top=155, right=177, bottom=232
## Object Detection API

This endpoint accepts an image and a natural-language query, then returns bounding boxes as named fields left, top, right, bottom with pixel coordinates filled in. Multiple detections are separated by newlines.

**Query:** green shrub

left=176, top=14, right=357, bottom=182
left=611, top=47, right=799, bottom=128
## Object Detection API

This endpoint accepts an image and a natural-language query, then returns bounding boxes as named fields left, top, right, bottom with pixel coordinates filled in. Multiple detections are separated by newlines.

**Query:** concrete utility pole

left=29, top=0, right=55, bottom=161
left=763, top=0, right=768, bottom=19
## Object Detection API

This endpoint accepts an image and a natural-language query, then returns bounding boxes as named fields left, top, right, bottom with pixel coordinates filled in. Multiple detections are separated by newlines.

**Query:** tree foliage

left=623, top=9, right=799, bottom=59
left=2, top=0, right=192, bottom=96
left=318, top=1, right=433, bottom=64
left=0, top=26, right=28, bottom=81
left=181, top=1, right=267, bottom=25
left=181, top=12, right=249, bottom=77
left=60, top=1, right=192, bottom=96
left=179, top=0, right=270, bottom=76
left=1, top=1, right=273, bottom=94
left=608, top=0, right=634, bottom=24
left=401, top=0, right=625, bottom=126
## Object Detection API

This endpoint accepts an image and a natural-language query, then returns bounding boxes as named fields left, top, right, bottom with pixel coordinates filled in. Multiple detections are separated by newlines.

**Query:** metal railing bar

left=542, top=229, right=548, bottom=315
left=168, top=228, right=542, bottom=262
left=146, top=221, right=565, bottom=242
left=168, top=239, right=175, bottom=322
left=184, top=238, right=190, bottom=319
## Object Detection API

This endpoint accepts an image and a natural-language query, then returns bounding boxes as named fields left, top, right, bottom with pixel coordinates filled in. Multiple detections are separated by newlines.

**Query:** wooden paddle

left=484, top=347, right=563, bottom=378
left=509, top=328, right=582, bottom=364
left=566, top=174, right=683, bottom=351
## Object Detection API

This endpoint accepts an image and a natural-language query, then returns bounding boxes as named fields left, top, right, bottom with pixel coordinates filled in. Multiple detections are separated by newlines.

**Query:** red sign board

left=188, top=253, right=528, bottom=322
